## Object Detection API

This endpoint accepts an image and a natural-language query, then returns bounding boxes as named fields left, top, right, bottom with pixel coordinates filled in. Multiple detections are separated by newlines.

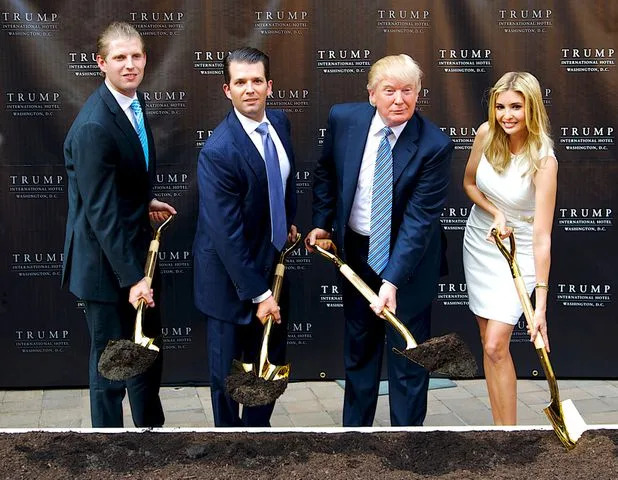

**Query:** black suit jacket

left=62, top=83, right=155, bottom=303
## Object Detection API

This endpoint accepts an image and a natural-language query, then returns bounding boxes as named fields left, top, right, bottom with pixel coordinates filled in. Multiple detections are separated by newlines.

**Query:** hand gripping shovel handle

left=491, top=229, right=586, bottom=449
left=490, top=229, right=545, bottom=351
left=134, top=214, right=176, bottom=350
left=257, top=233, right=302, bottom=377
left=313, top=239, right=417, bottom=349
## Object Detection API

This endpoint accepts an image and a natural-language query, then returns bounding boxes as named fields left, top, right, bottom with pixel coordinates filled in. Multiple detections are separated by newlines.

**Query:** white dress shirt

left=348, top=113, right=407, bottom=235
left=104, top=78, right=140, bottom=132
left=233, top=108, right=291, bottom=194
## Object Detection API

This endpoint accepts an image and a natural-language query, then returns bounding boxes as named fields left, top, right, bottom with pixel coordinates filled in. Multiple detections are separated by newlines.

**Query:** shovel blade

left=225, top=367, right=289, bottom=407
left=544, top=398, right=587, bottom=449
left=98, top=339, right=158, bottom=381
left=261, top=362, right=291, bottom=381
left=396, top=333, right=478, bottom=377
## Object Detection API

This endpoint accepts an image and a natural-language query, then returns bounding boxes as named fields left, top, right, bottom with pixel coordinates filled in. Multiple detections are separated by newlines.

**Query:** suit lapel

left=342, top=105, right=373, bottom=217
left=392, top=113, right=420, bottom=185
left=98, top=84, right=147, bottom=167
left=226, top=111, right=268, bottom=186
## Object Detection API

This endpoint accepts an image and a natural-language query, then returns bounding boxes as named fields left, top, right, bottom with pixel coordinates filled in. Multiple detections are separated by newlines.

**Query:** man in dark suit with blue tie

left=306, top=54, right=454, bottom=426
left=62, top=22, right=176, bottom=427
left=193, top=47, right=297, bottom=427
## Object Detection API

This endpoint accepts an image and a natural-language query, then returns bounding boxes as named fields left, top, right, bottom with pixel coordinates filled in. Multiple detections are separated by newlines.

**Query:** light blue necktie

left=255, top=122, right=287, bottom=251
left=367, top=126, right=394, bottom=274
left=130, top=99, right=149, bottom=170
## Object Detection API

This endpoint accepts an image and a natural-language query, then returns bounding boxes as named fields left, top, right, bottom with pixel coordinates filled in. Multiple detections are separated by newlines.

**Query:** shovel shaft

left=133, top=301, right=159, bottom=351
left=513, top=276, right=545, bottom=351
left=256, top=233, right=302, bottom=378
left=257, top=266, right=283, bottom=375
left=491, top=230, right=544, bottom=350
left=133, top=215, right=175, bottom=348
left=492, top=229, right=584, bottom=449
left=336, top=264, right=418, bottom=349
left=272, top=264, right=285, bottom=302
left=258, top=316, right=273, bottom=375
left=143, top=239, right=160, bottom=286
left=144, top=214, right=175, bottom=286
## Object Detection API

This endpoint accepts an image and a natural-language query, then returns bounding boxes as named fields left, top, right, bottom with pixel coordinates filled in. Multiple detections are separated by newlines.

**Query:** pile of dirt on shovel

left=0, top=429, right=615, bottom=479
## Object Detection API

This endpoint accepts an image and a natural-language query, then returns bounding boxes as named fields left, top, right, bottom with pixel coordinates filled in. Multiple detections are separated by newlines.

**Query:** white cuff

left=252, top=289, right=272, bottom=303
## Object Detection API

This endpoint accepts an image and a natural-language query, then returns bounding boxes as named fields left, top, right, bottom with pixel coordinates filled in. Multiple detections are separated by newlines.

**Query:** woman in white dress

left=462, top=72, right=558, bottom=425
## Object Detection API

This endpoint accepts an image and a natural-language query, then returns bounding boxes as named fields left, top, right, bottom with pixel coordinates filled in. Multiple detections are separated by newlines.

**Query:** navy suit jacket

left=62, top=83, right=155, bottom=302
left=312, top=103, right=453, bottom=317
left=193, top=109, right=297, bottom=324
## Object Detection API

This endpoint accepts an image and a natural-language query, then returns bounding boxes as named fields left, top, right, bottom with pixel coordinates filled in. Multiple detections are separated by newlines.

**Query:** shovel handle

left=143, top=214, right=176, bottom=285
left=257, top=233, right=302, bottom=376
left=314, top=241, right=418, bottom=349
left=492, top=230, right=545, bottom=351
left=133, top=214, right=176, bottom=349
left=491, top=229, right=521, bottom=278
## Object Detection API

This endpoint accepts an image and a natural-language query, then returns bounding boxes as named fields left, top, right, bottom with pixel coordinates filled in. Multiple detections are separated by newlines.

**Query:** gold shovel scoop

left=313, top=239, right=477, bottom=377
left=225, top=233, right=302, bottom=407
left=491, top=229, right=587, bottom=449
left=98, top=214, right=175, bottom=381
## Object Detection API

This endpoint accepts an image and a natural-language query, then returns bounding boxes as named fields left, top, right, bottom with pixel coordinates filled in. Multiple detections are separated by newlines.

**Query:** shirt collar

left=104, top=78, right=137, bottom=111
left=233, top=107, right=269, bottom=135
left=369, top=112, right=407, bottom=141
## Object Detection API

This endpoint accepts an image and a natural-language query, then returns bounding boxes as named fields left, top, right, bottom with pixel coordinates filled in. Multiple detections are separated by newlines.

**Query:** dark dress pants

left=84, top=297, right=164, bottom=428
left=342, top=230, right=431, bottom=427
left=206, top=289, right=288, bottom=427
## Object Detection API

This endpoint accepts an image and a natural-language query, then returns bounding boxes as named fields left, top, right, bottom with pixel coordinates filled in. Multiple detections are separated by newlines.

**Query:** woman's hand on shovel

left=529, top=309, right=550, bottom=352
left=256, top=295, right=281, bottom=325
left=370, top=282, right=397, bottom=319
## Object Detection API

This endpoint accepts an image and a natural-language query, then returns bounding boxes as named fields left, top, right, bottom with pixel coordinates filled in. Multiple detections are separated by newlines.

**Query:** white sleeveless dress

left=462, top=146, right=554, bottom=325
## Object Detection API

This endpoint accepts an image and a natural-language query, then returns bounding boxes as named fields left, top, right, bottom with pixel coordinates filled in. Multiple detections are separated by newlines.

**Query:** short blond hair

left=367, top=54, right=423, bottom=93
left=97, top=22, right=144, bottom=59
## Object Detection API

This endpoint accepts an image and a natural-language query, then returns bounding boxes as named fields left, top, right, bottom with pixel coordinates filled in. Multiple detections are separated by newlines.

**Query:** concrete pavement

left=0, top=379, right=616, bottom=428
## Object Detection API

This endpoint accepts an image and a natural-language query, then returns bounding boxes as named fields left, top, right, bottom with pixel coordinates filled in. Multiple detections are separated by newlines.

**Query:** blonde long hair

left=485, top=72, right=553, bottom=174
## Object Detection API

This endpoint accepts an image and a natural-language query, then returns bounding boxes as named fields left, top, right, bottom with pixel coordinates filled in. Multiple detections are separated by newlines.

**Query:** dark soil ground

left=1, top=429, right=615, bottom=479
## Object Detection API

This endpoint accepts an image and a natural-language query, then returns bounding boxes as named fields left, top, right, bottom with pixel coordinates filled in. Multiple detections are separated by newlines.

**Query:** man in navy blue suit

left=62, top=22, right=176, bottom=427
left=306, top=54, right=453, bottom=426
left=193, top=47, right=297, bottom=427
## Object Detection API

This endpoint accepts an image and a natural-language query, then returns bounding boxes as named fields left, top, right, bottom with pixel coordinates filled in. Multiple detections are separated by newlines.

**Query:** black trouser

left=84, top=296, right=164, bottom=428
left=341, top=229, right=431, bottom=427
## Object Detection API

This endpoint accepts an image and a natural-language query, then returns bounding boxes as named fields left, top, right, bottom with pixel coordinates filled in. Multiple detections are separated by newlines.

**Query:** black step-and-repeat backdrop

left=0, top=1, right=615, bottom=387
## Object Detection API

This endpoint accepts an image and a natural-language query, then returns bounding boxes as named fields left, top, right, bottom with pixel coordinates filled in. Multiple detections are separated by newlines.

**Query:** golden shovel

left=313, top=239, right=477, bottom=377
left=491, top=229, right=587, bottom=449
left=225, top=233, right=302, bottom=406
left=98, top=214, right=175, bottom=381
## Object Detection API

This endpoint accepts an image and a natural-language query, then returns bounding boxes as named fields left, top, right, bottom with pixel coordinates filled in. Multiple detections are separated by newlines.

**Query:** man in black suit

left=306, top=54, right=453, bottom=426
left=193, top=47, right=297, bottom=427
left=62, top=22, right=176, bottom=427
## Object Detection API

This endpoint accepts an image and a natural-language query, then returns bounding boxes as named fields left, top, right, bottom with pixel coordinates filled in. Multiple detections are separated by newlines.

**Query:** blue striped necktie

left=130, top=99, right=149, bottom=170
left=255, top=122, right=287, bottom=251
left=367, top=126, right=393, bottom=274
